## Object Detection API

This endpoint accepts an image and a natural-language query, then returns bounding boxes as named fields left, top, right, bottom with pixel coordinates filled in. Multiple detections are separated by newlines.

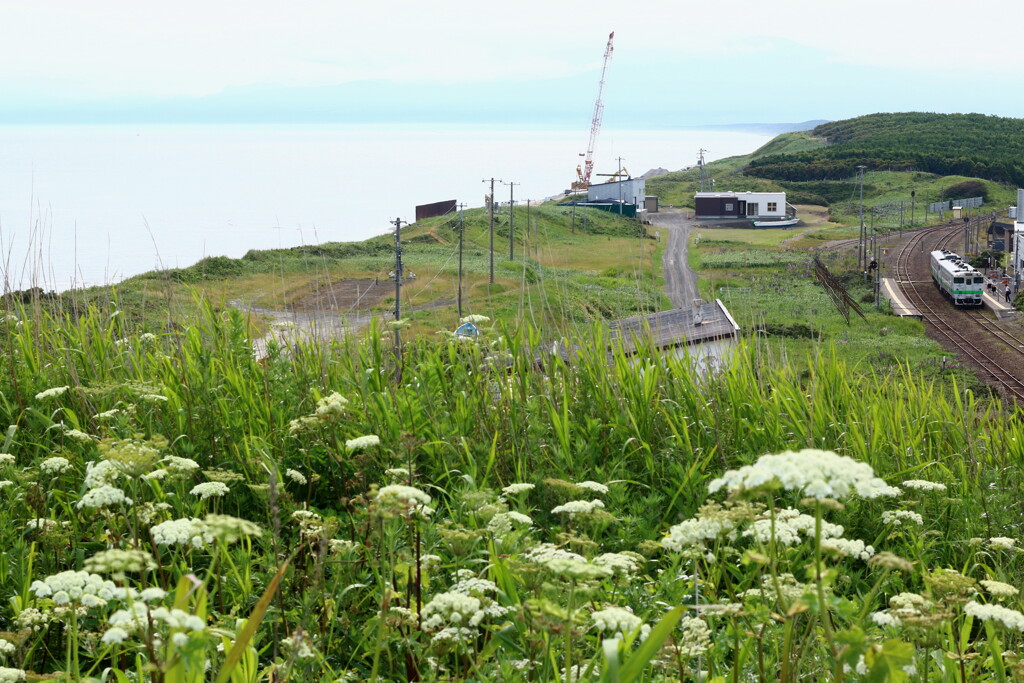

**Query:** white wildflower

left=346, top=434, right=380, bottom=451
left=821, top=538, right=875, bottom=561
left=139, top=394, right=168, bottom=402
left=35, top=386, right=69, bottom=400
left=591, top=606, right=642, bottom=636
left=551, top=499, right=605, bottom=517
left=314, top=392, right=348, bottom=417
left=676, top=616, right=712, bottom=657
left=150, top=518, right=213, bottom=548
left=84, top=549, right=156, bottom=575
left=576, top=481, right=609, bottom=494
left=486, top=511, right=533, bottom=537
left=0, top=667, right=26, bottom=683
left=500, top=482, right=535, bottom=496
left=285, top=468, right=307, bottom=485
left=190, top=482, right=230, bottom=499
left=881, top=510, right=924, bottom=526
left=203, top=514, right=262, bottom=543
left=0, top=639, right=14, bottom=656
left=385, top=467, right=409, bottom=478
left=662, top=515, right=736, bottom=552
left=63, top=428, right=93, bottom=443
left=376, top=484, right=431, bottom=510
left=708, top=449, right=898, bottom=500
left=964, top=601, right=1024, bottom=631
left=459, top=314, right=490, bottom=325
left=163, top=456, right=200, bottom=472
left=988, top=537, right=1017, bottom=550
left=94, top=408, right=121, bottom=420
left=77, top=485, right=133, bottom=510
left=39, top=456, right=71, bottom=474
left=901, top=479, right=947, bottom=492
left=593, top=552, right=642, bottom=577
left=981, top=580, right=1020, bottom=599
left=84, top=459, right=124, bottom=488
left=871, top=611, right=901, bottom=628
left=30, top=570, right=117, bottom=606
left=0, top=454, right=14, bottom=466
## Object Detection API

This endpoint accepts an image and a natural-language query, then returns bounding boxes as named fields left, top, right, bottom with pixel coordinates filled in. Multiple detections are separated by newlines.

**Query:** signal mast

left=570, top=32, right=615, bottom=193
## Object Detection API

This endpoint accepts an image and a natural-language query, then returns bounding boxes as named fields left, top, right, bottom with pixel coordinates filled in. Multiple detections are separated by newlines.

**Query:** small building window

left=767, top=202, right=778, bottom=212
left=724, top=203, right=734, bottom=211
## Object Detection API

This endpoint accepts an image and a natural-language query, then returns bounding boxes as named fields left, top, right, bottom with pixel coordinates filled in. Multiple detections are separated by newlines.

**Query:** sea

left=0, top=124, right=773, bottom=291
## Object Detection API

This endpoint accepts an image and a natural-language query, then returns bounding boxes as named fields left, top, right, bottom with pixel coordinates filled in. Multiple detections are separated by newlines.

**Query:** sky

left=2, top=0, right=1022, bottom=126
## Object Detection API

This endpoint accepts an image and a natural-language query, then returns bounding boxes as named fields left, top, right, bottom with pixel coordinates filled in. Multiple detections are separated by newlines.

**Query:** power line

left=391, top=216, right=408, bottom=382
left=482, top=178, right=501, bottom=283
left=505, top=181, right=520, bottom=260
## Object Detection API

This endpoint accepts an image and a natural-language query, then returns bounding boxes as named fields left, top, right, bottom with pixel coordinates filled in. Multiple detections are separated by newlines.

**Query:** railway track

left=889, top=215, right=1024, bottom=402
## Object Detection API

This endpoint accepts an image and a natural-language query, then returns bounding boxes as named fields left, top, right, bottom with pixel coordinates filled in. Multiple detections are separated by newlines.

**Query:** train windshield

left=974, top=277, right=984, bottom=284
left=953, top=277, right=964, bottom=284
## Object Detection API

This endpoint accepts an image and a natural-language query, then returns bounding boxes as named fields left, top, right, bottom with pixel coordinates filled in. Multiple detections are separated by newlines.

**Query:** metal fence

left=927, top=196, right=983, bottom=214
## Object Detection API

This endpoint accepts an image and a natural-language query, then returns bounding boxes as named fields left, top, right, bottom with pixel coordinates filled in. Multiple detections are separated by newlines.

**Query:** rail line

left=889, top=215, right=1024, bottom=402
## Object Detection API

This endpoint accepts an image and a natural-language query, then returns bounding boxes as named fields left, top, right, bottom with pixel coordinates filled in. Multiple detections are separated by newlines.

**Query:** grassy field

left=0, top=300, right=1022, bottom=681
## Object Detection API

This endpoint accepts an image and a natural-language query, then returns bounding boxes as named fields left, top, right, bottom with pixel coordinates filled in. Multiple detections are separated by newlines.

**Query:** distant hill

left=674, top=120, right=829, bottom=135
left=744, top=112, right=1024, bottom=186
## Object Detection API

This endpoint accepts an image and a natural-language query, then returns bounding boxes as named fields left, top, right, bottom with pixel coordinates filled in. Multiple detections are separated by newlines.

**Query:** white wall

left=588, top=178, right=646, bottom=205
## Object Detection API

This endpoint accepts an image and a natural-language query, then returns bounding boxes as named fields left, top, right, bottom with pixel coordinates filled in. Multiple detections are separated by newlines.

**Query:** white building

left=588, top=177, right=646, bottom=206
left=694, top=191, right=789, bottom=219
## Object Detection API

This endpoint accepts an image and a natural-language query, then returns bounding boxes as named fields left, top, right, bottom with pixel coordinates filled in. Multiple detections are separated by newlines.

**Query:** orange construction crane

left=570, top=32, right=614, bottom=194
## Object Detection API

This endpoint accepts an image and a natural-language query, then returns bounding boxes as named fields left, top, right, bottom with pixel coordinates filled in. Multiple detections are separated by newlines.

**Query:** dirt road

left=649, top=209, right=700, bottom=308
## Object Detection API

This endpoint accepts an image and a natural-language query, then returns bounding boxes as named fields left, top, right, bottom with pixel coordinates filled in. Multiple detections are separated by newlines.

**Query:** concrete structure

left=694, top=191, right=788, bottom=219
left=607, top=299, right=740, bottom=373
left=1012, top=189, right=1024, bottom=293
left=588, top=177, right=646, bottom=207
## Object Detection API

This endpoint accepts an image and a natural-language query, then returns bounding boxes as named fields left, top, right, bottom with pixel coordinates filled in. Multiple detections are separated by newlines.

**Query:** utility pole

left=856, top=166, right=866, bottom=270
left=505, top=181, right=520, bottom=260
left=482, top=178, right=501, bottom=283
left=391, top=217, right=408, bottom=382
left=457, top=203, right=466, bottom=319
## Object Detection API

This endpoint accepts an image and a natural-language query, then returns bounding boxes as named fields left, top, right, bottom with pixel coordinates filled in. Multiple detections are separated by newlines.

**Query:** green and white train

left=930, top=249, right=984, bottom=307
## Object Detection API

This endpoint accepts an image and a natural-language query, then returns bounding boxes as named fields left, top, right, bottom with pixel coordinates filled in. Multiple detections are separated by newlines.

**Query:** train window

left=974, top=277, right=983, bottom=284
left=953, top=277, right=964, bottom=284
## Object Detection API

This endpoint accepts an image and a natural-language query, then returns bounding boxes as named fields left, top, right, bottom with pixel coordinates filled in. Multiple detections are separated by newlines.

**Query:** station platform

left=880, top=278, right=921, bottom=319
left=982, top=278, right=1015, bottom=318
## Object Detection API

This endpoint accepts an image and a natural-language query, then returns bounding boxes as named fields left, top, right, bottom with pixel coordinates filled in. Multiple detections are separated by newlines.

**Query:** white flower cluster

left=459, top=314, right=490, bottom=325
left=0, top=482, right=11, bottom=491
left=105, top=602, right=206, bottom=644
left=676, top=616, right=712, bottom=657
left=63, top=428, right=93, bottom=443
left=576, top=481, right=609, bottom=494
left=346, top=434, right=380, bottom=451
left=314, top=392, right=349, bottom=417
left=203, top=514, right=263, bottom=543
left=0, top=639, right=14, bottom=656
left=375, top=485, right=433, bottom=518
left=591, top=606, right=646, bottom=638
left=486, top=511, right=532, bottom=538
left=30, top=570, right=118, bottom=607
left=902, top=479, right=947, bottom=492
left=84, top=459, right=124, bottom=488
left=500, top=482, right=534, bottom=497
left=77, top=484, right=133, bottom=510
left=742, top=507, right=844, bottom=546
left=662, top=515, right=737, bottom=553
left=35, top=386, right=69, bottom=400
left=821, top=537, right=875, bottom=561
left=708, top=449, right=900, bottom=500
left=881, top=510, right=924, bottom=527
left=522, top=544, right=612, bottom=580
left=94, top=408, right=121, bottom=420
left=964, top=601, right=1024, bottom=631
left=593, top=552, right=642, bottom=577
left=190, top=482, right=230, bottom=499
left=981, top=580, right=1020, bottom=599
left=150, top=518, right=214, bottom=548
left=0, top=454, right=14, bottom=466
left=39, top=456, right=71, bottom=474
left=551, top=499, right=605, bottom=517
left=0, top=667, right=25, bottom=683
left=285, top=468, right=307, bottom=485
left=988, top=537, right=1017, bottom=550
left=84, top=549, right=157, bottom=576
left=871, top=611, right=901, bottom=628
left=163, top=456, right=200, bottom=473
left=421, top=576, right=511, bottom=639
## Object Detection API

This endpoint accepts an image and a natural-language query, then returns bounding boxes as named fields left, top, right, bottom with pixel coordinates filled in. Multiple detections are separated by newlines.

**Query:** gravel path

left=649, top=209, right=701, bottom=308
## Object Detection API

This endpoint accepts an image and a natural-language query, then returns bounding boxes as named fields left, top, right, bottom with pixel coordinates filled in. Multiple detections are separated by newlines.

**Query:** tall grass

left=0, top=299, right=1022, bottom=680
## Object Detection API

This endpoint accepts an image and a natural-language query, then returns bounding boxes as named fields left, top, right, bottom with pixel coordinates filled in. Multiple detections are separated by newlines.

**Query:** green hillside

left=746, top=112, right=1024, bottom=185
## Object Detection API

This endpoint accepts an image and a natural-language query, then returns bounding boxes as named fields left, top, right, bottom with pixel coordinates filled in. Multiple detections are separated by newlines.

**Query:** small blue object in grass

left=455, top=322, right=480, bottom=337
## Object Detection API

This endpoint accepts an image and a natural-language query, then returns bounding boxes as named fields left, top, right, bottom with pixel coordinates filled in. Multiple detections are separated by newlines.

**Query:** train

left=930, top=249, right=984, bottom=306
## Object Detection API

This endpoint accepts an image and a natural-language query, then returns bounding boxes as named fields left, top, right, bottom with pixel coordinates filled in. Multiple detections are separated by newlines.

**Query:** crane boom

left=571, top=32, right=614, bottom=193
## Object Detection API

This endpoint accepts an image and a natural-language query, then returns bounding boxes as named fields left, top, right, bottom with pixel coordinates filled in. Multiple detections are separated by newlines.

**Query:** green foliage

left=745, top=112, right=1024, bottom=186
left=942, top=179, right=989, bottom=201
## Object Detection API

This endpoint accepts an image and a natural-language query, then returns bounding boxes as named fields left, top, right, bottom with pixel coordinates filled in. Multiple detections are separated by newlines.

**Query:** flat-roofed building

left=694, top=191, right=788, bottom=219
